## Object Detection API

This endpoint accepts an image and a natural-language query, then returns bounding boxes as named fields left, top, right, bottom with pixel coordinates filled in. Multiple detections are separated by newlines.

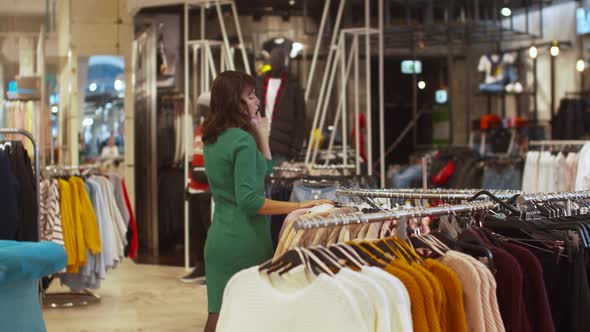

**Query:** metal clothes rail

left=529, top=140, right=588, bottom=146
left=294, top=201, right=495, bottom=230
left=516, top=191, right=590, bottom=204
left=336, top=188, right=521, bottom=200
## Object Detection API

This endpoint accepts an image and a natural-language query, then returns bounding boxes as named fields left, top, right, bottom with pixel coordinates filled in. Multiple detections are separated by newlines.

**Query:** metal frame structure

left=305, top=0, right=385, bottom=187
left=183, top=0, right=251, bottom=270
left=304, top=1, right=545, bottom=189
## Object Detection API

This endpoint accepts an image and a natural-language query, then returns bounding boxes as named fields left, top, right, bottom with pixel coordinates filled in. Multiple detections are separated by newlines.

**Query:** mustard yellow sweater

left=58, top=179, right=78, bottom=272
left=71, top=177, right=101, bottom=255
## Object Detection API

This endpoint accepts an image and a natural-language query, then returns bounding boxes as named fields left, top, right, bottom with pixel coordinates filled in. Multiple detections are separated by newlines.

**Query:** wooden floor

left=43, top=260, right=208, bottom=332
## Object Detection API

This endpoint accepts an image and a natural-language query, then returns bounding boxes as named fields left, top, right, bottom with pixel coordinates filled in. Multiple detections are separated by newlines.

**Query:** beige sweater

left=439, top=250, right=486, bottom=332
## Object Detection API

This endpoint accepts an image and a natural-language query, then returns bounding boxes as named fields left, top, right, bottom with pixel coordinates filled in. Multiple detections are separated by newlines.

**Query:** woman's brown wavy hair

left=201, top=71, right=259, bottom=148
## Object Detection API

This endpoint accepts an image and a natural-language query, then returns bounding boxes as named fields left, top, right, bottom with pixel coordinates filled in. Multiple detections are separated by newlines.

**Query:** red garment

left=121, top=180, right=138, bottom=259
left=432, top=160, right=455, bottom=185
left=480, top=114, right=502, bottom=130
left=350, top=113, right=367, bottom=162
left=189, top=125, right=208, bottom=192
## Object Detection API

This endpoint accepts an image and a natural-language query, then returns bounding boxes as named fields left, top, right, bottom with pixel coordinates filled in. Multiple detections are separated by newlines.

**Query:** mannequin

left=256, top=48, right=306, bottom=165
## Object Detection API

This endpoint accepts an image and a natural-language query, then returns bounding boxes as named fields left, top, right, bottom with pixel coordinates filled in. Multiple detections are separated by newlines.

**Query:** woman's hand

left=298, top=199, right=336, bottom=209
left=251, top=111, right=269, bottom=139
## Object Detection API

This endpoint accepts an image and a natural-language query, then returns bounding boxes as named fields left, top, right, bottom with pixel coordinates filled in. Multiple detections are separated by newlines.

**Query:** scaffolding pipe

left=305, top=0, right=346, bottom=165
left=229, top=1, right=251, bottom=74
left=354, top=34, right=361, bottom=175
left=215, top=0, right=235, bottom=70
left=304, top=0, right=331, bottom=101
left=341, top=32, right=348, bottom=166
left=324, top=37, right=357, bottom=166
left=311, top=35, right=344, bottom=165
left=378, top=0, right=385, bottom=187
left=365, top=0, right=373, bottom=176
left=206, top=43, right=218, bottom=79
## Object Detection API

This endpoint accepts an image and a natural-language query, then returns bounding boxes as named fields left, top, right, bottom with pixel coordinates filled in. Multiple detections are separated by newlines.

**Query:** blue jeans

left=391, top=164, right=423, bottom=188
left=289, top=182, right=338, bottom=202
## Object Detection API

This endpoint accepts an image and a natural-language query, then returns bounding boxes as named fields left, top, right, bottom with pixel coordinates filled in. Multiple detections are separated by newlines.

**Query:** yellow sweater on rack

left=58, top=179, right=77, bottom=272
left=424, top=258, right=468, bottom=332
left=68, top=177, right=86, bottom=271
left=71, top=177, right=101, bottom=255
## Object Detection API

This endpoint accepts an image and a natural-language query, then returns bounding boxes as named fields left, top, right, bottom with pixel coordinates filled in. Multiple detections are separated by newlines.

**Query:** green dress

left=203, top=128, right=274, bottom=313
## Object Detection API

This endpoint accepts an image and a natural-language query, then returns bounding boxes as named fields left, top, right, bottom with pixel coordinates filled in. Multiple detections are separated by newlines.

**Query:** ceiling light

left=529, top=46, right=538, bottom=59
left=550, top=45, right=560, bottom=57
left=114, top=79, right=125, bottom=91
left=82, top=118, right=94, bottom=127
left=577, top=59, right=586, bottom=72
left=289, top=0, right=295, bottom=5
left=89, top=82, right=97, bottom=92
left=418, top=81, right=426, bottom=90
left=51, top=106, right=58, bottom=114
left=501, top=7, right=512, bottom=17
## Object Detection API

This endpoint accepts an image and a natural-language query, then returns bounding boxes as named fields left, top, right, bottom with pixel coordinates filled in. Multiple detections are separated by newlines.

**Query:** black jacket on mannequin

left=256, top=72, right=306, bottom=159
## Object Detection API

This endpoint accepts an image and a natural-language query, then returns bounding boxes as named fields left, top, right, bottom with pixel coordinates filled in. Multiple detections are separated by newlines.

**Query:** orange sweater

left=425, top=258, right=468, bottom=332
left=391, top=260, right=442, bottom=332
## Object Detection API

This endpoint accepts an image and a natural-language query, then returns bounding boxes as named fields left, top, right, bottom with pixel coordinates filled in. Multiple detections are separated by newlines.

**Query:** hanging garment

left=0, top=147, right=18, bottom=240
left=575, top=143, right=590, bottom=190
left=9, top=142, right=38, bottom=242
left=121, top=180, right=138, bottom=259
left=216, top=266, right=376, bottom=332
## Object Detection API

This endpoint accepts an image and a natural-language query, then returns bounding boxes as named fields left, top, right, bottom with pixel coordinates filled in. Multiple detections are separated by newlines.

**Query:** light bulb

left=529, top=46, right=538, bottom=59
left=550, top=46, right=560, bottom=57
left=114, top=79, right=124, bottom=91
left=577, top=59, right=586, bottom=72
left=89, top=82, right=97, bottom=92
left=501, top=7, right=512, bottom=17
left=51, top=106, right=58, bottom=114
left=418, top=81, right=426, bottom=90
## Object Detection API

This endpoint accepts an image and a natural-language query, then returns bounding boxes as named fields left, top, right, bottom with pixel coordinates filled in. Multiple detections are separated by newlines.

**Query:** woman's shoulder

left=218, top=128, right=255, bottom=143
left=205, top=128, right=256, bottom=155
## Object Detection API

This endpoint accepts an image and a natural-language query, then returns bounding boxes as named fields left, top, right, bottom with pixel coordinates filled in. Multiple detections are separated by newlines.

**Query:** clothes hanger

left=328, top=244, right=363, bottom=269
left=301, top=248, right=336, bottom=276
left=308, top=246, right=342, bottom=272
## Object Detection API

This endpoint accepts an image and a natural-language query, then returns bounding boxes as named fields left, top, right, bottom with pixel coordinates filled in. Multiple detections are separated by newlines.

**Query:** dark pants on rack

left=188, top=192, right=211, bottom=263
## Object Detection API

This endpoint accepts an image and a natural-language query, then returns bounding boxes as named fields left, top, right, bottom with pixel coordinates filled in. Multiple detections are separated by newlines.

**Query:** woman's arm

left=257, top=198, right=334, bottom=216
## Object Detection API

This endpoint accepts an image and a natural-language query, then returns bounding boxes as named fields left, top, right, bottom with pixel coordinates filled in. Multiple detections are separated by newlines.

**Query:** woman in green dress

left=200, top=71, right=332, bottom=332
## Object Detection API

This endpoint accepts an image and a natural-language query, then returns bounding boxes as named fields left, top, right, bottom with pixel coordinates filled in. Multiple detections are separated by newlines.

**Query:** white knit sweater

left=217, top=266, right=372, bottom=332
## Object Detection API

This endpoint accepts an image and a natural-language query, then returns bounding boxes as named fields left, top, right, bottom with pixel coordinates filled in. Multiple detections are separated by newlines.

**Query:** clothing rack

left=311, top=164, right=356, bottom=170
left=516, top=191, right=590, bottom=204
left=529, top=140, right=588, bottom=146
left=272, top=166, right=305, bottom=173
left=42, top=163, right=104, bottom=308
left=0, top=129, right=40, bottom=237
left=336, top=188, right=521, bottom=200
left=0, top=128, right=41, bottom=305
left=294, top=201, right=495, bottom=230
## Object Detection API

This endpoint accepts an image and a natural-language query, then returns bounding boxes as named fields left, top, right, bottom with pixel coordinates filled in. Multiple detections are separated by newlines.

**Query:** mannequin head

left=269, top=48, right=288, bottom=77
